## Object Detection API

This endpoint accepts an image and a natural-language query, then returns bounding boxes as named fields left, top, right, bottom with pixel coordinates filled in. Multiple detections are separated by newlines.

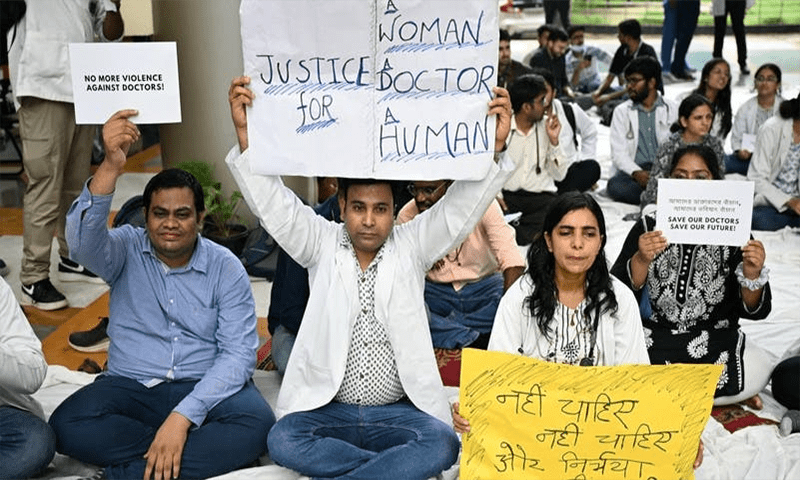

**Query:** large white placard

left=656, top=179, right=754, bottom=246
left=69, top=42, right=181, bottom=124
left=240, top=0, right=498, bottom=179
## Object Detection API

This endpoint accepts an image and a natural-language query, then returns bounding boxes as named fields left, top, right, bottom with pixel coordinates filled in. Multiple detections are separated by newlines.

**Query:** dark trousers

left=49, top=375, right=275, bottom=479
left=543, top=0, right=571, bottom=28
left=504, top=160, right=600, bottom=245
left=671, top=0, right=701, bottom=76
left=771, top=356, right=800, bottom=410
left=713, top=0, right=748, bottom=68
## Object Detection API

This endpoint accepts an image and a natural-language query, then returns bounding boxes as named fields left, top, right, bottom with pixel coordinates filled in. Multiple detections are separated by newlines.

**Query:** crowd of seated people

left=11, top=16, right=799, bottom=480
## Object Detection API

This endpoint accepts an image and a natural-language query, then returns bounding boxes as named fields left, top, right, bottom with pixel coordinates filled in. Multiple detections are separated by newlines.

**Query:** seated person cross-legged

left=502, top=74, right=569, bottom=245
left=747, top=91, right=800, bottom=231
left=226, top=76, right=517, bottom=480
left=727, top=63, right=783, bottom=175
left=397, top=180, right=524, bottom=350
left=607, top=56, right=677, bottom=205
left=49, top=111, right=275, bottom=480
left=453, top=192, right=703, bottom=469
left=0, top=277, right=56, bottom=479
left=612, top=144, right=773, bottom=408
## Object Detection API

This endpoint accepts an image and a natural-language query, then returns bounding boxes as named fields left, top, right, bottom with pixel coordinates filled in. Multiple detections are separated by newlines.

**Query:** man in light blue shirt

left=49, top=110, right=275, bottom=480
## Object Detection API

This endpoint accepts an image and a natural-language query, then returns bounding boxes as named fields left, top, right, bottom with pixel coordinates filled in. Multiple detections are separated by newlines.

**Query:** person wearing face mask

left=727, top=63, right=784, bottom=175
left=640, top=94, right=725, bottom=209
left=612, top=144, right=773, bottom=410
left=396, top=181, right=524, bottom=350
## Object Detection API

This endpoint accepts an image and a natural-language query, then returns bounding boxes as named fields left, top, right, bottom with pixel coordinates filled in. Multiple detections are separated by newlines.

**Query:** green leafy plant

left=203, top=186, right=244, bottom=237
left=174, top=160, right=245, bottom=238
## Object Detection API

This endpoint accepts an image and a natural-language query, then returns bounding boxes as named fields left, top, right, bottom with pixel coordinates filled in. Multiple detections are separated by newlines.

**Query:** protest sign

left=459, top=348, right=721, bottom=480
left=240, top=0, right=498, bottom=179
left=70, top=42, right=181, bottom=124
left=656, top=179, right=754, bottom=246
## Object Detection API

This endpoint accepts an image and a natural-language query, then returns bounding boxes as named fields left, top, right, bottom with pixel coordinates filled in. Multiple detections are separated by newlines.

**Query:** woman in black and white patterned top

left=612, top=144, right=773, bottom=408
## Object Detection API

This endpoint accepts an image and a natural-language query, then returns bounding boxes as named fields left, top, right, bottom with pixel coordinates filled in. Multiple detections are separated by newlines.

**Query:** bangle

left=735, top=263, right=769, bottom=291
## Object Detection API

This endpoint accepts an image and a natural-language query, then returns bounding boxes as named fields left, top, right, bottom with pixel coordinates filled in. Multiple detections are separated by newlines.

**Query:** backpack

left=112, top=195, right=146, bottom=229
left=238, top=226, right=280, bottom=280
left=1, top=1, right=26, bottom=54
left=561, top=101, right=579, bottom=148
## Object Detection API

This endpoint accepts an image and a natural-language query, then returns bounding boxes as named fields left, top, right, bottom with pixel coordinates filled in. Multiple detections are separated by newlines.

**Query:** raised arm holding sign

left=227, top=70, right=515, bottom=477
left=611, top=144, right=773, bottom=411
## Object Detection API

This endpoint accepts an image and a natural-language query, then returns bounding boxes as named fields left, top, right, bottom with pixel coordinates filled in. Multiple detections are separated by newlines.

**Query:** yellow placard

left=459, top=348, right=722, bottom=480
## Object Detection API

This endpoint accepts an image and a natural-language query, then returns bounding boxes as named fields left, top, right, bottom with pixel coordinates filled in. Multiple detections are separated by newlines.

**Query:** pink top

left=397, top=199, right=525, bottom=291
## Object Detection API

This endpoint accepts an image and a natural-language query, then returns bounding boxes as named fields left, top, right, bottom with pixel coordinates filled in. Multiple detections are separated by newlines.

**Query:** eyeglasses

left=625, top=76, right=645, bottom=85
left=407, top=182, right=448, bottom=198
left=755, top=75, right=778, bottom=83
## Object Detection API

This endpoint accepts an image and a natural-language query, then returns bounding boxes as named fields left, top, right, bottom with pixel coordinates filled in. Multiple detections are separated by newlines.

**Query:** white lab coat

left=0, top=278, right=47, bottom=419
left=730, top=95, right=783, bottom=152
left=488, top=275, right=650, bottom=366
left=609, top=96, right=677, bottom=175
left=552, top=98, right=598, bottom=162
left=748, top=115, right=796, bottom=211
left=226, top=147, right=515, bottom=424
left=7, top=0, right=117, bottom=107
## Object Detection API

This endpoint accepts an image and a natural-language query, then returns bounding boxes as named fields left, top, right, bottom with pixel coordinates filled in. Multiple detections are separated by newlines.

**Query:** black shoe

left=741, top=65, right=751, bottom=75
left=670, top=70, right=695, bottom=81
left=0, top=258, right=8, bottom=277
left=59, top=256, right=105, bottom=284
left=21, top=278, right=69, bottom=310
left=69, top=317, right=110, bottom=353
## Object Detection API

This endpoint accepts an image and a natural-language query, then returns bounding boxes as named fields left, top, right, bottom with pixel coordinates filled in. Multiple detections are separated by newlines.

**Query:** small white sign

left=69, top=42, right=181, bottom=124
left=741, top=133, right=757, bottom=153
left=656, top=179, right=754, bottom=246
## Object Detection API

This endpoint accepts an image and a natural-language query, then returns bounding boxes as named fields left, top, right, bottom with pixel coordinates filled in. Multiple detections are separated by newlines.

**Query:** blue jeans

left=268, top=401, right=459, bottom=480
left=724, top=152, right=750, bottom=175
left=661, top=3, right=693, bottom=73
left=670, top=0, right=700, bottom=76
left=752, top=205, right=800, bottom=231
left=0, top=406, right=56, bottom=479
left=271, top=324, right=297, bottom=375
left=425, top=274, right=504, bottom=349
left=49, top=375, right=275, bottom=479
left=607, top=169, right=648, bottom=205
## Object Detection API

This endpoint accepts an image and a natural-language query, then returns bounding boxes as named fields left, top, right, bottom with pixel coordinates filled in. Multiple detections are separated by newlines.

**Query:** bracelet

left=735, top=262, right=769, bottom=291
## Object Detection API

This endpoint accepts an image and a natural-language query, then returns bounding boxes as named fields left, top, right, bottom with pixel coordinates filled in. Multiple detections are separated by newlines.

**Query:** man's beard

left=630, top=85, right=650, bottom=104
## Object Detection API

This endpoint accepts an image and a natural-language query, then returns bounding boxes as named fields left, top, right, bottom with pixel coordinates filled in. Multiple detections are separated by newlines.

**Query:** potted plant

left=174, top=160, right=250, bottom=256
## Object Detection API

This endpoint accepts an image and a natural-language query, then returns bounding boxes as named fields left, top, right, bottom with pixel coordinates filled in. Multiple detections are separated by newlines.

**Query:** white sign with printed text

left=656, top=179, right=754, bottom=246
left=240, top=0, right=498, bottom=179
left=70, top=42, right=181, bottom=124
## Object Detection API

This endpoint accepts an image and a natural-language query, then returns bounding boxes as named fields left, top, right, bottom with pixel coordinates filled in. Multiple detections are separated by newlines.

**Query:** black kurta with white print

left=611, top=214, right=772, bottom=397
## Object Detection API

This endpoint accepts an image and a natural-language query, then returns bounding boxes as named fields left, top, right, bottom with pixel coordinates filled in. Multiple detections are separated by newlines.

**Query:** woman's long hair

left=779, top=91, right=800, bottom=120
left=524, top=192, right=618, bottom=339
left=670, top=94, right=714, bottom=134
left=694, top=58, right=732, bottom=138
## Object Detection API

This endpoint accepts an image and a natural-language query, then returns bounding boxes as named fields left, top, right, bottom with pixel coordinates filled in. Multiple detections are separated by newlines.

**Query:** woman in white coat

left=748, top=91, right=800, bottom=230
left=727, top=63, right=784, bottom=175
